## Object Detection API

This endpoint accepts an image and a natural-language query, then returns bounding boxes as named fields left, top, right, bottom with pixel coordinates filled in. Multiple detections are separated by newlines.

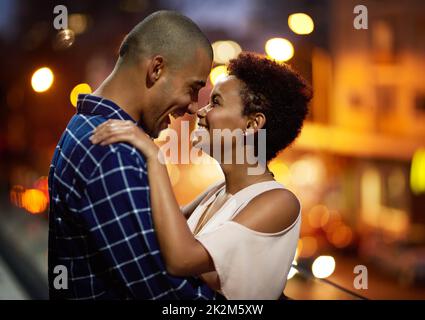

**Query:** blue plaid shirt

left=48, top=94, right=216, bottom=300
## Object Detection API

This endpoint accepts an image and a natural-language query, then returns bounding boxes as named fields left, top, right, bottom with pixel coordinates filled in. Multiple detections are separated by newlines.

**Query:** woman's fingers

left=91, top=123, right=134, bottom=144
left=93, top=119, right=134, bottom=134
left=99, top=133, right=131, bottom=146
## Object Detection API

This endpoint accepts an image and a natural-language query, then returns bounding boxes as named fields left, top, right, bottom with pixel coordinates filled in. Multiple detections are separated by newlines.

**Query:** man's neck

left=93, top=66, right=141, bottom=122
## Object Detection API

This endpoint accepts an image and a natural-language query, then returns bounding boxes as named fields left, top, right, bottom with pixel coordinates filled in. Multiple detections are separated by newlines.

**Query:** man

left=48, top=11, right=214, bottom=299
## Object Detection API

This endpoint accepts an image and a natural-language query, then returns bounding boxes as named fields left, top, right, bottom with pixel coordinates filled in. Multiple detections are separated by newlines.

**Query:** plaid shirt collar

left=77, top=94, right=138, bottom=124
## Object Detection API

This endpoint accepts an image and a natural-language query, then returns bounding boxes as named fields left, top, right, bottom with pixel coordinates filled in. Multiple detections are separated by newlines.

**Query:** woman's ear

left=146, top=55, right=164, bottom=87
left=247, top=112, right=266, bottom=132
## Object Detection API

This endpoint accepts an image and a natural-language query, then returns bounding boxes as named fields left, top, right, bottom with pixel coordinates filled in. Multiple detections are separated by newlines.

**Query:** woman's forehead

left=211, top=75, right=241, bottom=97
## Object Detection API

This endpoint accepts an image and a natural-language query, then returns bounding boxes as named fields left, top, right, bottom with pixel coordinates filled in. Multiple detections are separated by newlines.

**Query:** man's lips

left=170, top=109, right=187, bottom=119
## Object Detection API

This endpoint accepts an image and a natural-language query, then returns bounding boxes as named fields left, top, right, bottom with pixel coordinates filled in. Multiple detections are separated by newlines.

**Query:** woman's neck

left=220, top=162, right=274, bottom=195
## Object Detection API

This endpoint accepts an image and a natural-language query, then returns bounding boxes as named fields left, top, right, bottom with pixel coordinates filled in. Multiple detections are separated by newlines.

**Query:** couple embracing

left=48, top=10, right=311, bottom=300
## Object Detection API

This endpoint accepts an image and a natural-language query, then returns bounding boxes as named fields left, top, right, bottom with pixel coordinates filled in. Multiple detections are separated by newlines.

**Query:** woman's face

left=193, top=75, right=249, bottom=158
left=197, top=75, right=247, bottom=134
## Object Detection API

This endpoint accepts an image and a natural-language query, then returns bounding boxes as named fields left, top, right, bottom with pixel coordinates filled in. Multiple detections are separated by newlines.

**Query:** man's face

left=146, top=48, right=212, bottom=138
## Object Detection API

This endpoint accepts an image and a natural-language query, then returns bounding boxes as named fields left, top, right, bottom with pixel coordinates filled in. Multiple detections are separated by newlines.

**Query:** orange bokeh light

left=22, top=189, right=48, bottom=214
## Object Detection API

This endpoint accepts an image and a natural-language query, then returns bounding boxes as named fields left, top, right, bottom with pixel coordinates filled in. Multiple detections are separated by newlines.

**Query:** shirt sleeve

left=81, top=147, right=211, bottom=299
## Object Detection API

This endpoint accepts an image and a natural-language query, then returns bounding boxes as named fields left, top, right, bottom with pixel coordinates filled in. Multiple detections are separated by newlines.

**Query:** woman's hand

left=90, top=119, right=160, bottom=161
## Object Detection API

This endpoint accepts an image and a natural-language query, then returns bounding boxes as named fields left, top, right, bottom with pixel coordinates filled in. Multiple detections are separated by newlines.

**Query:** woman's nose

left=197, top=103, right=212, bottom=118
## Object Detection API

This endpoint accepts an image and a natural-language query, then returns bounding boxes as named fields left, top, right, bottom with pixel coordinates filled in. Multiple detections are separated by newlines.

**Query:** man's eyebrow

left=192, top=80, right=206, bottom=88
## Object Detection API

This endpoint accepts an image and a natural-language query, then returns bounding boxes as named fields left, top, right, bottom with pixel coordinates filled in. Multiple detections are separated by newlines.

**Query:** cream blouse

left=187, top=180, right=301, bottom=300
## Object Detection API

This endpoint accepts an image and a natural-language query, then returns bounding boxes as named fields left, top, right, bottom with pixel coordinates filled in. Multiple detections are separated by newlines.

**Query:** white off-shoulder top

left=187, top=180, right=301, bottom=300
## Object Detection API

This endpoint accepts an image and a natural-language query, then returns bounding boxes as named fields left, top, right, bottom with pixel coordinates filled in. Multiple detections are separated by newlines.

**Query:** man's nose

left=187, top=102, right=199, bottom=115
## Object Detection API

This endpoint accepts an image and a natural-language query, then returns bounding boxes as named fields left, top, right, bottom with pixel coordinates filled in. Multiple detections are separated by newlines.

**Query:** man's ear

left=146, top=55, right=164, bottom=87
left=247, top=112, right=266, bottom=132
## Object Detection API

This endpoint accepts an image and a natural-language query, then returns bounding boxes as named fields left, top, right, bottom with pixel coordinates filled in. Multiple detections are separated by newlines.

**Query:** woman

left=90, top=53, right=311, bottom=299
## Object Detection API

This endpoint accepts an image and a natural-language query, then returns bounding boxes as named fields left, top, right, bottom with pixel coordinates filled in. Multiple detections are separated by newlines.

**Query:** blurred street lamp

left=288, top=13, right=314, bottom=35
left=31, top=67, right=54, bottom=93
left=265, top=38, right=294, bottom=62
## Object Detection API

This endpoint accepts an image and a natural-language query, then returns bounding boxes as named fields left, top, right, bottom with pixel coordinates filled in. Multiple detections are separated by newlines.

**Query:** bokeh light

left=327, top=224, right=353, bottom=248
left=312, top=255, right=336, bottom=279
left=55, top=28, right=75, bottom=49
left=410, top=148, right=425, bottom=194
left=209, top=65, right=228, bottom=85
left=69, top=14, right=89, bottom=35
left=288, top=13, right=314, bottom=35
left=212, top=40, right=242, bottom=64
left=268, top=159, right=291, bottom=185
left=22, top=189, right=48, bottom=214
left=265, top=38, right=294, bottom=62
left=298, top=236, right=317, bottom=258
left=308, top=204, right=330, bottom=228
left=290, top=156, right=326, bottom=188
left=34, top=176, right=49, bottom=198
left=31, top=67, right=54, bottom=92
left=70, top=83, right=92, bottom=107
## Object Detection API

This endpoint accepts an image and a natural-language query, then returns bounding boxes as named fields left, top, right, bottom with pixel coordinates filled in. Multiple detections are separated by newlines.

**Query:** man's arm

left=81, top=147, right=185, bottom=298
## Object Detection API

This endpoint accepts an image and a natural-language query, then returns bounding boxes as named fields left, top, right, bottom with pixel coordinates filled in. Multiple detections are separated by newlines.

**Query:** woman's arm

left=90, top=120, right=216, bottom=277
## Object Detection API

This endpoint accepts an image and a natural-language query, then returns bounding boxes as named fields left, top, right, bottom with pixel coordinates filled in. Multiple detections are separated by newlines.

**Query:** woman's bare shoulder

left=232, top=188, right=300, bottom=234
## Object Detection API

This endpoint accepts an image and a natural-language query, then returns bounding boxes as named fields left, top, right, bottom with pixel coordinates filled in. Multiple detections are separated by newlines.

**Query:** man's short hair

left=119, top=10, right=213, bottom=68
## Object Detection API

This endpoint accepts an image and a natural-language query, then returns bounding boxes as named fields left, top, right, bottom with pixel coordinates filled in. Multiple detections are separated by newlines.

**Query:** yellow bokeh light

left=70, top=83, right=92, bottom=107
left=212, top=40, right=242, bottom=64
left=265, top=38, right=294, bottom=62
left=210, top=65, right=228, bottom=85
left=22, top=189, right=48, bottom=214
left=31, top=67, right=54, bottom=92
left=410, top=149, right=425, bottom=195
left=312, top=255, right=336, bottom=279
left=268, top=159, right=291, bottom=185
left=288, top=13, right=314, bottom=35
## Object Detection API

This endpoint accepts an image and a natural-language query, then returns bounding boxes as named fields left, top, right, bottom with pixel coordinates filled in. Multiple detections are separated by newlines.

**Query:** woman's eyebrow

left=211, top=92, right=223, bottom=101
